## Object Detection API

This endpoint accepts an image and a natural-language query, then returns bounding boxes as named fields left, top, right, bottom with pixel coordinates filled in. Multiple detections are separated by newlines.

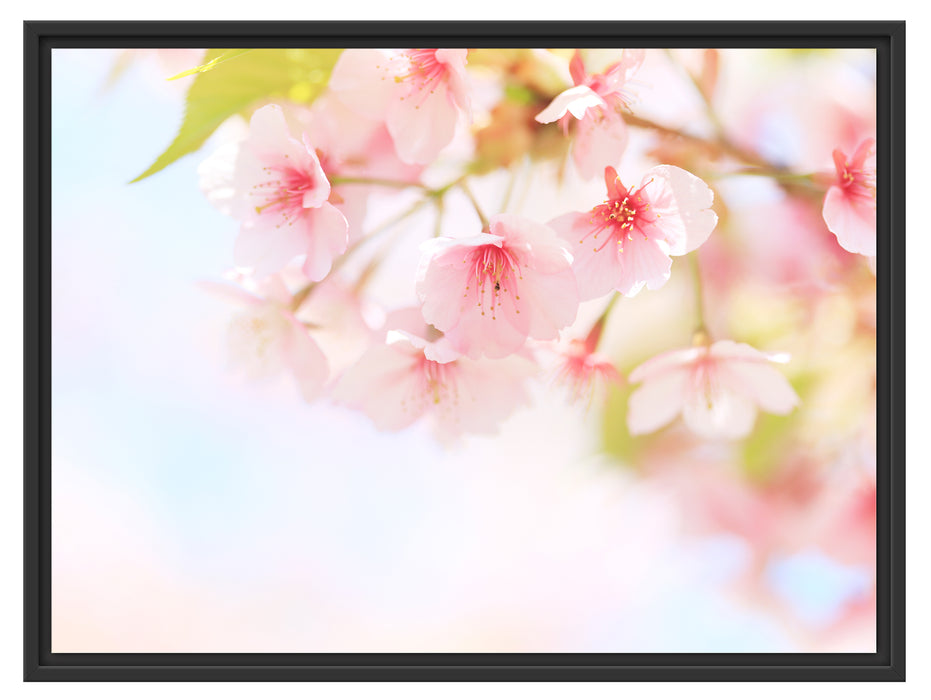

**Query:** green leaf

left=601, top=380, right=647, bottom=469
left=166, top=49, right=252, bottom=81
left=131, top=48, right=342, bottom=183
left=740, top=371, right=815, bottom=482
left=503, top=82, right=537, bottom=105
left=740, top=411, right=797, bottom=482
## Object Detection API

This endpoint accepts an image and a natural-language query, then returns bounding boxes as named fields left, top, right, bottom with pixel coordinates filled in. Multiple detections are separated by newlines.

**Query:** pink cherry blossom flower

left=201, top=273, right=328, bottom=402
left=553, top=319, right=622, bottom=404
left=297, top=93, right=424, bottom=243
left=329, top=49, right=471, bottom=165
left=822, top=138, right=876, bottom=256
left=555, top=340, right=621, bottom=405
left=535, top=49, right=644, bottom=180
left=205, top=104, right=349, bottom=281
left=549, top=165, right=718, bottom=301
left=287, top=271, right=376, bottom=378
left=627, top=339, right=799, bottom=439
left=332, top=309, right=535, bottom=441
left=417, top=214, right=579, bottom=360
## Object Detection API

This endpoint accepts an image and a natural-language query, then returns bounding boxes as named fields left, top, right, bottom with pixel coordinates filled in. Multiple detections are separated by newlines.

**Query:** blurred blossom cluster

left=120, top=47, right=876, bottom=649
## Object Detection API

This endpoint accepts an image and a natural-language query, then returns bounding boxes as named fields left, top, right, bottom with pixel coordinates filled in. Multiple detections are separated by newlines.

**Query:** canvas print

left=51, top=47, right=876, bottom=653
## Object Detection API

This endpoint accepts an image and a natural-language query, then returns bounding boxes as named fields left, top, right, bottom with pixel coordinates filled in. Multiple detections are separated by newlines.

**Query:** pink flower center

left=402, top=50, right=447, bottom=86
left=586, top=78, right=632, bottom=112
left=463, top=244, right=524, bottom=320
left=250, top=164, right=318, bottom=227
left=838, top=162, right=876, bottom=201
left=557, top=341, right=620, bottom=403
left=690, top=357, right=721, bottom=410
left=394, top=50, right=449, bottom=108
left=415, top=355, right=457, bottom=406
left=580, top=183, right=658, bottom=254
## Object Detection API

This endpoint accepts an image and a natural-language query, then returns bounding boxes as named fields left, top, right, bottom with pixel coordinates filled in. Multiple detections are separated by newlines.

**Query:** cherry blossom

left=555, top=340, right=621, bottom=404
left=202, top=273, right=328, bottom=402
left=417, top=214, right=579, bottom=359
left=200, top=104, right=349, bottom=281
left=297, top=93, right=424, bottom=243
left=549, top=165, right=717, bottom=301
left=332, top=309, right=535, bottom=441
left=553, top=319, right=621, bottom=404
left=329, top=49, right=471, bottom=165
left=627, top=339, right=799, bottom=439
left=535, top=49, right=644, bottom=179
left=822, top=138, right=876, bottom=257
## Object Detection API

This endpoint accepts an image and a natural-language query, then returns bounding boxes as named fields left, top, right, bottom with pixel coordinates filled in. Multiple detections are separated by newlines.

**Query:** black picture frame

left=23, top=20, right=905, bottom=682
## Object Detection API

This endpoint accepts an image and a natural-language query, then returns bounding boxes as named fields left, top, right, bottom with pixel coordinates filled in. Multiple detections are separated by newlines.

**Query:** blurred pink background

left=51, top=48, right=875, bottom=653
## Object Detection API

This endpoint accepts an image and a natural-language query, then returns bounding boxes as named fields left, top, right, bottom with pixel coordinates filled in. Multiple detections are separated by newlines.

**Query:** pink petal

left=719, top=361, right=799, bottom=415
left=245, top=105, right=294, bottom=153
left=227, top=307, right=290, bottom=378
left=709, top=339, right=784, bottom=364
left=444, top=285, right=530, bottom=359
left=416, top=240, right=479, bottom=332
left=832, top=148, right=848, bottom=177
left=381, top=309, right=461, bottom=365
left=300, top=91, right=381, bottom=164
left=822, top=187, right=876, bottom=256
left=489, top=215, right=578, bottom=343
left=281, top=316, right=329, bottom=402
left=386, top=328, right=427, bottom=350
left=230, top=140, right=328, bottom=225
left=383, top=307, right=433, bottom=338
left=387, top=83, right=459, bottom=164
left=603, top=48, right=646, bottom=89
left=300, top=136, right=332, bottom=208
left=423, top=336, right=461, bottom=364
left=332, top=341, right=423, bottom=431
left=257, top=274, right=296, bottom=307
left=435, top=49, right=471, bottom=117
left=246, top=105, right=314, bottom=168
left=603, top=166, right=625, bottom=200
left=234, top=221, right=310, bottom=277
left=627, top=368, right=689, bottom=435
left=571, top=111, right=628, bottom=180
left=628, top=346, right=704, bottom=384
left=613, top=234, right=673, bottom=297
left=851, top=138, right=876, bottom=169
left=300, top=203, right=349, bottom=281
left=569, top=50, right=587, bottom=86
left=682, top=386, right=757, bottom=440
left=328, top=49, right=397, bottom=119
left=198, top=139, right=240, bottom=217
left=518, top=266, right=579, bottom=341
left=490, top=214, right=571, bottom=274
left=434, top=48, right=468, bottom=68
left=437, top=355, right=535, bottom=439
left=228, top=150, right=267, bottom=221
left=549, top=212, right=624, bottom=302
left=330, top=186, right=370, bottom=244
left=418, top=218, right=575, bottom=359
left=295, top=279, right=373, bottom=376
left=637, top=165, right=718, bottom=255
left=535, top=85, right=606, bottom=124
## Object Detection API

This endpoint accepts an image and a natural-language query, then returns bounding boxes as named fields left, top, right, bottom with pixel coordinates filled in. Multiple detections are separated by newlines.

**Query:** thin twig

left=290, top=197, right=433, bottom=311
left=689, top=253, right=708, bottom=337
left=458, top=179, right=491, bottom=230
left=329, top=176, right=427, bottom=190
